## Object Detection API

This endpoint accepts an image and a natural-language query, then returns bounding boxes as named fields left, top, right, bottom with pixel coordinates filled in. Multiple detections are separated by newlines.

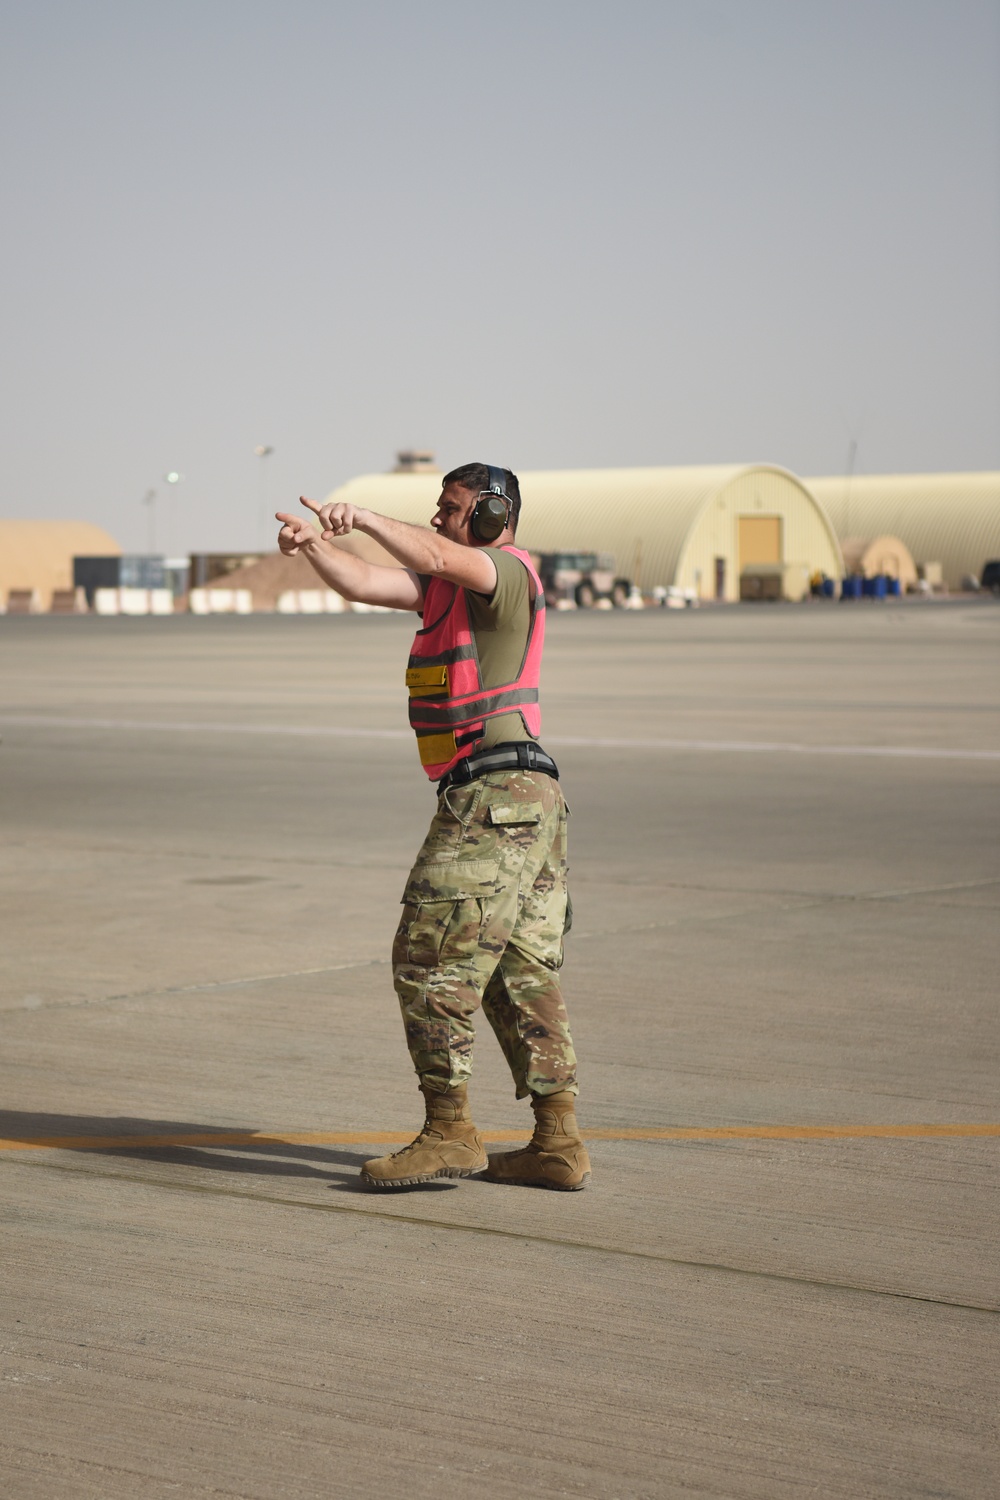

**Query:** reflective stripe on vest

left=405, top=545, right=546, bottom=781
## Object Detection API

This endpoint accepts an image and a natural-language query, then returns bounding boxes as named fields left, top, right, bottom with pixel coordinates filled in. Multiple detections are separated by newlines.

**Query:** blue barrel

left=872, top=574, right=888, bottom=599
left=862, top=577, right=875, bottom=597
left=887, top=577, right=901, bottom=597
left=821, top=578, right=836, bottom=598
left=841, top=576, right=862, bottom=600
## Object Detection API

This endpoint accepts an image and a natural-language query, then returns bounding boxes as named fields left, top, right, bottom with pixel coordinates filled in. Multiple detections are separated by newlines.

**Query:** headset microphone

left=470, top=465, right=512, bottom=542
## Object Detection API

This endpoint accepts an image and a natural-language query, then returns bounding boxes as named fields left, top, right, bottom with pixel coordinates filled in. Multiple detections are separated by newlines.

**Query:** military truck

left=534, top=552, right=633, bottom=609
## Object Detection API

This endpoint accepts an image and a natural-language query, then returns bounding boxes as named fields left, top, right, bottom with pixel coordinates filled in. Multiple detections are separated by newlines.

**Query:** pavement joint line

left=560, top=877, right=1000, bottom=944
left=3, top=714, right=998, bottom=762
left=0, top=1446, right=262, bottom=1500
left=574, top=875, right=1000, bottom=900
left=6, top=879, right=992, bottom=1018
left=7, top=1156, right=998, bottom=1317
left=2, top=835, right=404, bottom=873
left=0, top=959, right=389, bottom=1015
left=9, top=840, right=995, bottom=907
left=10, top=836, right=996, bottom=902
left=783, top=876, right=1000, bottom=901
left=2, top=1124, right=998, bottom=1151
left=9, top=870, right=993, bottom=1016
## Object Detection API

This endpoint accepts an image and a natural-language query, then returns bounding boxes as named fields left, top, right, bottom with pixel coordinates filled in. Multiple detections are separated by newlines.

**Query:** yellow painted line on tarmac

left=588, top=1123, right=1000, bottom=1141
left=0, top=1123, right=998, bottom=1152
left=0, top=1131, right=416, bottom=1152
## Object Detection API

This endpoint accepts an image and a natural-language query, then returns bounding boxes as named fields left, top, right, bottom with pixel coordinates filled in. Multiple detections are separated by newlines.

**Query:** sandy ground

left=1, top=600, right=998, bottom=1499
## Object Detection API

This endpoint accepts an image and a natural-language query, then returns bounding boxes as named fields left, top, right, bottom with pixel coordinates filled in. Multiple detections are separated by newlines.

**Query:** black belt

left=437, top=741, right=560, bottom=795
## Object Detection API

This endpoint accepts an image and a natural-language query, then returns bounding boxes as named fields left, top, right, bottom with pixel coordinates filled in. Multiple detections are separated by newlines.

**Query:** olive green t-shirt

left=465, top=547, right=535, bottom=749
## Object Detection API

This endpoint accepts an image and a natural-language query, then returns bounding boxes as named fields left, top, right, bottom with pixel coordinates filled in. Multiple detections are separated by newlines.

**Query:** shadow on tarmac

left=0, top=1111, right=379, bottom=1190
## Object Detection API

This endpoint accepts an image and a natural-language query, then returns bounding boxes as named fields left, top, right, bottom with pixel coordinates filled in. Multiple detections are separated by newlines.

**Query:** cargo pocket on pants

left=398, top=896, right=486, bottom=968
left=397, top=853, right=501, bottom=969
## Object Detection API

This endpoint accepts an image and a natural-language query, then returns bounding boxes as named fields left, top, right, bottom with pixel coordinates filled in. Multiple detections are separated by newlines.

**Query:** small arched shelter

left=0, top=520, right=122, bottom=608
left=840, top=535, right=917, bottom=588
left=325, top=464, right=844, bottom=602
left=807, top=473, right=1000, bottom=590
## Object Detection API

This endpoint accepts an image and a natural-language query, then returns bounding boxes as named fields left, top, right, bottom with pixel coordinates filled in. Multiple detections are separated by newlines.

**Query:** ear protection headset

left=470, top=465, right=512, bottom=542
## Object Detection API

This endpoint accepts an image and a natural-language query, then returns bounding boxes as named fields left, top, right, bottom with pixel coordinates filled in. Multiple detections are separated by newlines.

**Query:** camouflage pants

left=393, top=770, right=578, bottom=1099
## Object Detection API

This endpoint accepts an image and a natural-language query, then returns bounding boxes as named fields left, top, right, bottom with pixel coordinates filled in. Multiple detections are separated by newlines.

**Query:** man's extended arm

left=274, top=507, right=426, bottom=610
left=308, top=498, right=498, bottom=595
left=276, top=496, right=499, bottom=607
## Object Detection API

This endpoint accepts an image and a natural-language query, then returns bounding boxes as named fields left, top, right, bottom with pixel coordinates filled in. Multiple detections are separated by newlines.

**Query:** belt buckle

left=452, top=756, right=475, bottom=787
left=516, top=742, right=538, bottom=771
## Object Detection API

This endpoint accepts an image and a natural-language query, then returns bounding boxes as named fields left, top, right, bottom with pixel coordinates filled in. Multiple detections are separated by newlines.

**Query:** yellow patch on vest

left=416, top=730, right=458, bottom=768
left=406, top=663, right=449, bottom=697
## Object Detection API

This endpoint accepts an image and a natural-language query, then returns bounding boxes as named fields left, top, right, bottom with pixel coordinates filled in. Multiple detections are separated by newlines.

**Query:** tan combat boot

left=485, top=1090, right=591, bottom=1191
left=360, top=1083, right=487, bottom=1189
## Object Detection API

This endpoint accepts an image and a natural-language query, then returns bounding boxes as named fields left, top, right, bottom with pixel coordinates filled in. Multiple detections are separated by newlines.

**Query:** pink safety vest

left=405, top=545, right=546, bottom=781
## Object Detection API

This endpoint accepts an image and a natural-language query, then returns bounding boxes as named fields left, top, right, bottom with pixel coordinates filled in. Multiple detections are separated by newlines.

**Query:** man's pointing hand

left=299, top=495, right=369, bottom=540
left=274, top=507, right=320, bottom=556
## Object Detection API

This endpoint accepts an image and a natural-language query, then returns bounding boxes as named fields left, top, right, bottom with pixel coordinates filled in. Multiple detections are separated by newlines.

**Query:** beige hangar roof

left=326, top=464, right=844, bottom=601
left=0, top=520, right=122, bottom=606
left=807, top=473, right=1000, bottom=590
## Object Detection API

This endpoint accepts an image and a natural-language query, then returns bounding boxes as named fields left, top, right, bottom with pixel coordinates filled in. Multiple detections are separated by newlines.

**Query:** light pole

left=158, top=471, right=183, bottom=556
left=142, top=488, right=157, bottom=553
left=255, top=445, right=274, bottom=549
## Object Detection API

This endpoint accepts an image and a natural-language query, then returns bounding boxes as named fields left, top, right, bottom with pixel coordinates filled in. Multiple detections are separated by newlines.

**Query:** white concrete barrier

left=94, top=588, right=121, bottom=615
left=189, top=588, right=253, bottom=614
left=277, top=589, right=346, bottom=614
left=149, top=589, right=175, bottom=615
left=119, top=588, right=151, bottom=615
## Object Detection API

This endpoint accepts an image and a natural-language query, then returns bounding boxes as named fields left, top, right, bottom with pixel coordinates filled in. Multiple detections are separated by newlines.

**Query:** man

left=276, top=463, right=590, bottom=1191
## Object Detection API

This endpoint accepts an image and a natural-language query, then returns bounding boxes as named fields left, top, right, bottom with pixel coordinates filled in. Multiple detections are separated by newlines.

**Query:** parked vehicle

left=534, top=552, right=632, bottom=609
left=980, top=560, right=1000, bottom=595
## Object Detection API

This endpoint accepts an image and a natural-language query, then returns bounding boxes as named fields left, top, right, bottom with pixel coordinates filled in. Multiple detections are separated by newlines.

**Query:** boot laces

left=390, top=1117, right=436, bottom=1159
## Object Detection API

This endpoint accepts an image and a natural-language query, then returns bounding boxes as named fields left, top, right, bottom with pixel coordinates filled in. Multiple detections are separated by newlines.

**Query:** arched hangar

left=0, top=520, right=121, bottom=609
left=807, top=473, right=1000, bottom=591
left=324, top=464, right=843, bottom=602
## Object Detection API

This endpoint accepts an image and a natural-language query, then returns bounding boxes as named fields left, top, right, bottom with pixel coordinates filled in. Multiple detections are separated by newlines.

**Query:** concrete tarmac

left=1, top=601, right=998, bottom=1499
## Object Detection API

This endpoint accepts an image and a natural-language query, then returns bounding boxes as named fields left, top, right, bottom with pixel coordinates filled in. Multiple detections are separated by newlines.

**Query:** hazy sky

left=2, top=0, right=998, bottom=554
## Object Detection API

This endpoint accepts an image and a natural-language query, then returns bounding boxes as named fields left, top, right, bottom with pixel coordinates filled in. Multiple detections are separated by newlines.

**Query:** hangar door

left=738, top=516, right=782, bottom=571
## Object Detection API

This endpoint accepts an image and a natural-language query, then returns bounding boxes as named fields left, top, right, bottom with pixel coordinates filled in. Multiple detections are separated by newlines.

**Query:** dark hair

left=442, top=462, right=521, bottom=534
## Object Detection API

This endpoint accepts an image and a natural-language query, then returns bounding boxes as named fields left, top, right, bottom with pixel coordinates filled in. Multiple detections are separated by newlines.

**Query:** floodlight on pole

left=142, top=488, right=157, bottom=553
left=147, top=471, right=184, bottom=555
